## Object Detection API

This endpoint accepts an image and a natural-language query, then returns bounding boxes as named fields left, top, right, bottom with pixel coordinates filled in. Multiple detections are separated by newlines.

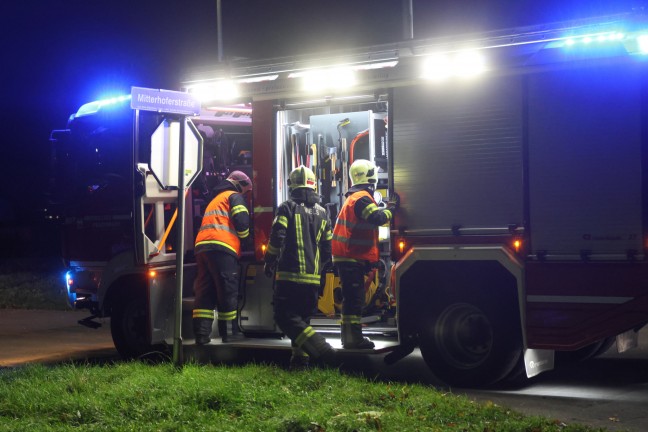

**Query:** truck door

left=134, top=114, right=200, bottom=266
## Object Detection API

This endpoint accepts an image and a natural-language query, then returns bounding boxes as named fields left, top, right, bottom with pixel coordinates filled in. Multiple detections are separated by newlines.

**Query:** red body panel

left=525, top=261, right=648, bottom=349
left=251, top=100, right=275, bottom=261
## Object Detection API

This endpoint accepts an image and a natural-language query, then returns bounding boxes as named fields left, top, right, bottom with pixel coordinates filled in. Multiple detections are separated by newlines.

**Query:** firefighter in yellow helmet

left=264, top=166, right=337, bottom=369
left=192, top=170, right=252, bottom=344
left=332, top=159, right=399, bottom=349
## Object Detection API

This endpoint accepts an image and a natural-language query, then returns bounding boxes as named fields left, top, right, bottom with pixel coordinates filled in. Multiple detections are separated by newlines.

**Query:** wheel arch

left=93, top=251, right=149, bottom=317
left=102, top=273, right=148, bottom=317
left=393, top=246, right=525, bottom=343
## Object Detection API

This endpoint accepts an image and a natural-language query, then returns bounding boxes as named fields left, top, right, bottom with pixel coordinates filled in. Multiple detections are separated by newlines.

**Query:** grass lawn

left=0, top=256, right=615, bottom=431
left=0, top=361, right=609, bottom=432
left=0, top=256, right=68, bottom=310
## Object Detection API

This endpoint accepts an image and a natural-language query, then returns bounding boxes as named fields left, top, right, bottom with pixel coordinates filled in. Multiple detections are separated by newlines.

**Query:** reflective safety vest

left=195, top=190, right=243, bottom=256
left=332, top=190, right=379, bottom=263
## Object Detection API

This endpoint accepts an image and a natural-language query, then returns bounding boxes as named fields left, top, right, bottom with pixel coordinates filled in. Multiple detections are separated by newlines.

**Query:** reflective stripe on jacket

left=332, top=189, right=380, bottom=263
left=265, top=197, right=332, bottom=286
left=195, top=190, right=249, bottom=256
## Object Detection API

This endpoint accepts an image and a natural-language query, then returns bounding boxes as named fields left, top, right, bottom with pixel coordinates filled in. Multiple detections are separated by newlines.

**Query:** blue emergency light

left=65, top=271, right=77, bottom=306
left=75, top=94, right=131, bottom=117
left=639, top=35, right=648, bottom=53
left=564, top=32, right=625, bottom=47
left=563, top=30, right=648, bottom=55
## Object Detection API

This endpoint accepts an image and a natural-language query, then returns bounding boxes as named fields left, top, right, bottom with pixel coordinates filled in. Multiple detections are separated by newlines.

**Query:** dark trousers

left=273, top=281, right=333, bottom=359
left=193, top=250, right=240, bottom=314
left=273, top=281, right=318, bottom=343
left=336, top=262, right=366, bottom=317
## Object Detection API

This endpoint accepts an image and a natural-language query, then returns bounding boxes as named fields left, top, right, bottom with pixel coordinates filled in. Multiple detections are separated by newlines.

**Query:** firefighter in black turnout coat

left=264, top=166, right=337, bottom=369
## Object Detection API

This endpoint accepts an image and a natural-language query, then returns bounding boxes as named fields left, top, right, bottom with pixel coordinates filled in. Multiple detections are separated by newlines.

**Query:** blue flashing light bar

left=560, top=29, right=648, bottom=56
left=564, top=31, right=625, bottom=48
left=639, top=35, right=648, bottom=54
left=76, top=94, right=132, bottom=117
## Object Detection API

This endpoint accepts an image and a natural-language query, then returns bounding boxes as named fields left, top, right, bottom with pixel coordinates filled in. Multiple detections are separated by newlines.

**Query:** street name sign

left=131, top=87, right=200, bottom=116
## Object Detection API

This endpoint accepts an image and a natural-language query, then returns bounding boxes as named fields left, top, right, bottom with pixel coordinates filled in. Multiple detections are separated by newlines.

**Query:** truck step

left=182, top=336, right=398, bottom=353
left=313, top=326, right=398, bottom=338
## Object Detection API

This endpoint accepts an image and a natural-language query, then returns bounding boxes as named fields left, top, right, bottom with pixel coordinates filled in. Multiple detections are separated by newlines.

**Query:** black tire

left=419, top=299, right=522, bottom=388
left=496, top=355, right=530, bottom=389
left=111, top=293, right=167, bottom=360
left=592, top=336, right=616, bottom=358
left=555, top=336, right=616, bottom=365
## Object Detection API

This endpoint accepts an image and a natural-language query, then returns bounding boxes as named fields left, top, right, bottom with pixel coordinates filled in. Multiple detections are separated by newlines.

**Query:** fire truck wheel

left=111, top=293, right=167, bottom=360
left=555, top=336, right=616, bottom=365
left=419, top=299, right=522, bottom=388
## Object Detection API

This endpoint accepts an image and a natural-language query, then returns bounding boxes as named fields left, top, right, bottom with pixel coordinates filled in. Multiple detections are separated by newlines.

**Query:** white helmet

left=226, top=170, right=252, bottom=194
left=288, top=165, right=317, bottom=191
left=349, top=159, right=378, bottom=187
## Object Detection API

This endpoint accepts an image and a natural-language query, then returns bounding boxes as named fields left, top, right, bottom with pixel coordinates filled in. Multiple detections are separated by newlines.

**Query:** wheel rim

left=433, top=302, right=494, bottom=369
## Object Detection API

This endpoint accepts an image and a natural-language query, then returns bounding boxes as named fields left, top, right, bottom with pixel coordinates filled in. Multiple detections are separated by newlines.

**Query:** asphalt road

left=0, top=309, right=115, bottom=367
left=1, top=309, right=647, bottom=431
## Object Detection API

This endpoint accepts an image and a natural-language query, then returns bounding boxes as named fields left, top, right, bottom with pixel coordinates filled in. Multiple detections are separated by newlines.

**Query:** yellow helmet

left=349, top=159, right=378, bottom=187
left=288, top=165, right=317, bottom=191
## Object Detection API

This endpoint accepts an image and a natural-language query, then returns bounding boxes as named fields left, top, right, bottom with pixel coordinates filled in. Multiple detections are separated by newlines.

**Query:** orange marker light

left=399, top=240, right=405, bottom=254
left=513, top=239, right=522, bottom=252
left=261, top=244, right=267, bottom=254
left=148, top=270, right=157, bottom=278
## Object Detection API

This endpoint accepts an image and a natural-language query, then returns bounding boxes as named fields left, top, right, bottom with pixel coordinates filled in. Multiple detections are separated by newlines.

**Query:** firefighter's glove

left=264, top=262, right=276, bottom=278
left=386, top=193, right=400, bottom=212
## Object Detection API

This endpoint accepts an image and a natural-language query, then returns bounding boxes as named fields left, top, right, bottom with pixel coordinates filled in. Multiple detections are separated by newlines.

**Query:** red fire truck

left=51, top=12, right=648, bottom=387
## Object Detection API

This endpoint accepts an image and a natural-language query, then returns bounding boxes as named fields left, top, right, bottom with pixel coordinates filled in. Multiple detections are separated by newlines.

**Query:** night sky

left=1, top=0, right=644, bottom=226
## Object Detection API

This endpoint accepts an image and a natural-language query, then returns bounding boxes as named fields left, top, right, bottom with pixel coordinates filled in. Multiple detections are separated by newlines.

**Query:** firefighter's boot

left=341, top=323, right=375, bottom=350
left=218, top=319, right=246, bottom=343
left=289, top=347, right=310, bottom=371
left=316, top=347, right=340, bottom=368
left=298, top=326, right=339, bottom=367
left=193, top=318, right=213, bottom=345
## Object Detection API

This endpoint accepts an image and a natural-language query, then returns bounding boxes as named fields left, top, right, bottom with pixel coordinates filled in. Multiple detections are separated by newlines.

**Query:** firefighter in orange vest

left=193, top=171, right=252, bottom=344
left=332, top=159, right=399, bottom=349
left=264, top=166, right=337, bottom=369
